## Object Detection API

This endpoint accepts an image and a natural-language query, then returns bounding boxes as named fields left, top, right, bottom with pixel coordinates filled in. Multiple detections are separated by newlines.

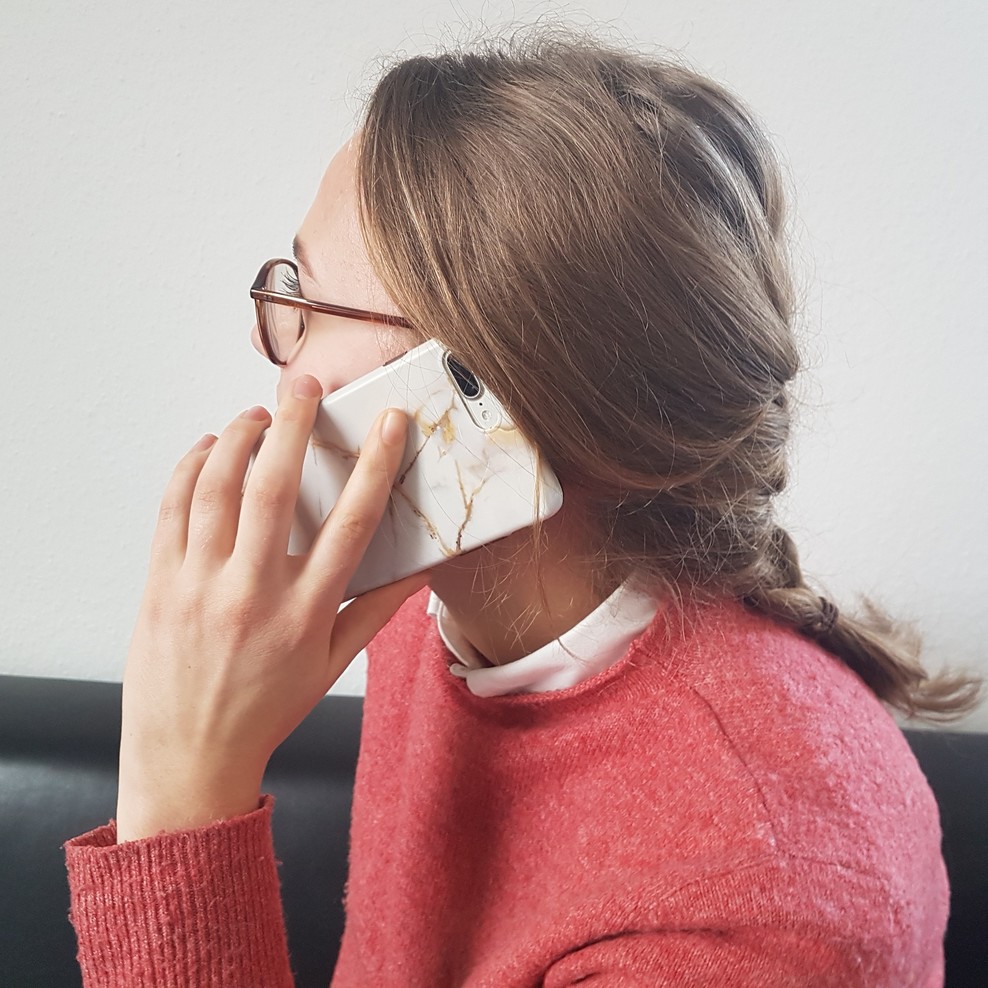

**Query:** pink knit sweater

left=64, top=590, right=948, bottom=986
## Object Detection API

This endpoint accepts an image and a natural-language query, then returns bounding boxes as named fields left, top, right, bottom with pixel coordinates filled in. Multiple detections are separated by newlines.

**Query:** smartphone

left=249, top=338, right=563, bottom=601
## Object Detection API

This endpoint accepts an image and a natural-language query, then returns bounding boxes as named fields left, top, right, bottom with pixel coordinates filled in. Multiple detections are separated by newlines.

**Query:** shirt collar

left=426, top=579, right=663, bottom=697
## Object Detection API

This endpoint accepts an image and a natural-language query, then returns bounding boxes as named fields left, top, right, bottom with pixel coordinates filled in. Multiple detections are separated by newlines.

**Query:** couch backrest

left=1, top=674, right=985, bottom=987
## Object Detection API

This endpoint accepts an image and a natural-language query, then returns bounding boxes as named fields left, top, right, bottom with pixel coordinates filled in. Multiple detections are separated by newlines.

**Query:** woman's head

left=352, top=30, right=801, bottom=602
left=281, top=25, right=981, bottom=720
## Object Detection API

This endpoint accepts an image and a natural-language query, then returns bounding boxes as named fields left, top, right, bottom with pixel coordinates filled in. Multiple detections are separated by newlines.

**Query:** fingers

left=184, top=406, right=274, bottom=562
left=233, top=375, right=324, bottom=566
left=152, top=378, right=402, bottom=585
left=304, top=407, right=411, bottom=607
left=149, top=434, right=219, bottom=565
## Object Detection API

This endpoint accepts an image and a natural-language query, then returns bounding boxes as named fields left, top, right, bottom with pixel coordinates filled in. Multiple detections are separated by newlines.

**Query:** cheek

left=322, top=323, right=401, bottom=393
left=293, top=325, right=411, bottom=395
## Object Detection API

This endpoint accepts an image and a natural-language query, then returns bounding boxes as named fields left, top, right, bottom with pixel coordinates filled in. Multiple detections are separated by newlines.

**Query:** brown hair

left=353, top=24, right=983, bottom=724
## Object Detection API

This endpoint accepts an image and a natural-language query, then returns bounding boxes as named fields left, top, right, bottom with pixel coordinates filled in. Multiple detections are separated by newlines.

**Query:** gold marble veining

left=453, top=460, right=485, bottom=552
left=402, top=399, right=455, bottom=484
left=414, top=400, right=457, bottom=442
left=389, top=481, right=457, bottom=557
left=388, top=403, right=490, bottom=558
left=311, top=437, right=360, bottom=461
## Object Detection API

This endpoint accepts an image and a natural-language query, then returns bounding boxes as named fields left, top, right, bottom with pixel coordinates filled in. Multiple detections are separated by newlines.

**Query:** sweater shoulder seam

left=682, top=683, right=782, bottom=849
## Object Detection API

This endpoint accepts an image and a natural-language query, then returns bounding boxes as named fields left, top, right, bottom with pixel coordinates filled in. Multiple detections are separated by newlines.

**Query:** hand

left=115, top=375, right=430, bottom=841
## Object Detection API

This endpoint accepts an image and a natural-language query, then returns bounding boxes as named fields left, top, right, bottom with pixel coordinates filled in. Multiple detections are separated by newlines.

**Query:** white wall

left=2, top=1, right=985, bottom=729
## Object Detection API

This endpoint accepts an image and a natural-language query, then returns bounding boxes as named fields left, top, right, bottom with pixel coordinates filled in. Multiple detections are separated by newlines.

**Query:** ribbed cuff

left=63, top=793, right=294, bottom=987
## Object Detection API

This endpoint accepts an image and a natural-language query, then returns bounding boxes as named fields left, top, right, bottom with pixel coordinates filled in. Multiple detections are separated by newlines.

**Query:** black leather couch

left=1, top=673, right=985, bottom=987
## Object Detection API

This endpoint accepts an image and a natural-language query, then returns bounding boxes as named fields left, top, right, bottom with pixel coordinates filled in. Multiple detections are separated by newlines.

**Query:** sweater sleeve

left=541, top=927, right=880, bottom=987
left=62, top=792, right=295, bottom=988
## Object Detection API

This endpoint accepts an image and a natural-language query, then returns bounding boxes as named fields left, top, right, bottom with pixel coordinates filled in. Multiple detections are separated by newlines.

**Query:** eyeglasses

left=250, top=258, right=416, bottom=366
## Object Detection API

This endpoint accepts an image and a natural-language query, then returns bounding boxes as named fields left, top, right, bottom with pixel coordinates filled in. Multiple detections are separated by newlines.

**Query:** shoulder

left=634, top=596, right=943, bottom=878
left=635, top=594, right=905, bottom=756
left=573, top=597, right=948, bottom=977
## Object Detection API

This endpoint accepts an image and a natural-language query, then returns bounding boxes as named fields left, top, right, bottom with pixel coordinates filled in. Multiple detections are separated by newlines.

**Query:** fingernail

left=192, top=434, right=217, bottom=452
left=293, top=375, right=323, bottom=399
left=239, top=405, right=269, bottom=420
left=381, top=409, right=406, bottom=446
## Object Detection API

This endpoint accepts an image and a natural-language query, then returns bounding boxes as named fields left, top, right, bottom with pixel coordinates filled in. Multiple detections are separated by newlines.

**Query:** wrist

left=115, top=758, right=265, bottom=843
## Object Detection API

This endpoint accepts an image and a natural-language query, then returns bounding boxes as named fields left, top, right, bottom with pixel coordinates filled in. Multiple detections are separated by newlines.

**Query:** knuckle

left=277, top=402, right=311, bottom=425
left=171, top=575, right=257, bottom=639
left=157, top=498, right=185, bottom=526
left=332, top=509, right=369, bottom=548
left=222, top=596, right=261, bottom=634
left=247, top=482, right=292, bottom=513
left=192, top=485, right=226, bottom=512
left=169, top=585, right=205, bottom=625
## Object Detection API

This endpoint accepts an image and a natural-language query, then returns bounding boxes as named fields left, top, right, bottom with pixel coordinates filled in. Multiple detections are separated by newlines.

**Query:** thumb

left=325, top=569, right=433, bottom=682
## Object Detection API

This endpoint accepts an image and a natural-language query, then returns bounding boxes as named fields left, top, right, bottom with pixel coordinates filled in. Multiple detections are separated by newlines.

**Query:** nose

left=250, top=322, right=265, bottom=357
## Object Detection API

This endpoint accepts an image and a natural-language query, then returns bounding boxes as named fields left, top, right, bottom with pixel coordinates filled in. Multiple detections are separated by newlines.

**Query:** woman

left=64, top=27, right=982, bottom=986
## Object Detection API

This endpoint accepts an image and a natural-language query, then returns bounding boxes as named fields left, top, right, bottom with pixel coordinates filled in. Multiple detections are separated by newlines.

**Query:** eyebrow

left=291, top=235, right=312, bottom=274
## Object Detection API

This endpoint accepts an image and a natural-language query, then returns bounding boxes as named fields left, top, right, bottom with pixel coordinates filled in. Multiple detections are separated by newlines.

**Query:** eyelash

left=283, top=270, right=302, bottom=296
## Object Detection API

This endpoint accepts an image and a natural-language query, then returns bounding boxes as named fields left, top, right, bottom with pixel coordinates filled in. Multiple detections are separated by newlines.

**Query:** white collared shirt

left=426, top=579, right=664, bottom=697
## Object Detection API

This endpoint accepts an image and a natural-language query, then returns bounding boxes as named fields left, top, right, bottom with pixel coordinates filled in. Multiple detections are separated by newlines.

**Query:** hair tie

left=818, top=596, right=839, bottom=634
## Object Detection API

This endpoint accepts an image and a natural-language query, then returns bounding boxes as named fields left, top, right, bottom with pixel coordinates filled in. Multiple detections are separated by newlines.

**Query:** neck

left=426, top=500, right=626, bottom=666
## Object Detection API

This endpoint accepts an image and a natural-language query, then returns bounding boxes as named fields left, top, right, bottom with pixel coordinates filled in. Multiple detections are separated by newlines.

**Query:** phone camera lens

left=445, top=353, right=483, bottom=399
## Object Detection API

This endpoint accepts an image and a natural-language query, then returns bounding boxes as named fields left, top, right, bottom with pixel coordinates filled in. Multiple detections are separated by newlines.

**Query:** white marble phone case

left=283, top=339, right=563, bottom=601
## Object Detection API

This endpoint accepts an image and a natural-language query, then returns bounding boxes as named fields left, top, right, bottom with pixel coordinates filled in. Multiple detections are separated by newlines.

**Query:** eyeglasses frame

left=251, top=257, right=417, bottom=366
